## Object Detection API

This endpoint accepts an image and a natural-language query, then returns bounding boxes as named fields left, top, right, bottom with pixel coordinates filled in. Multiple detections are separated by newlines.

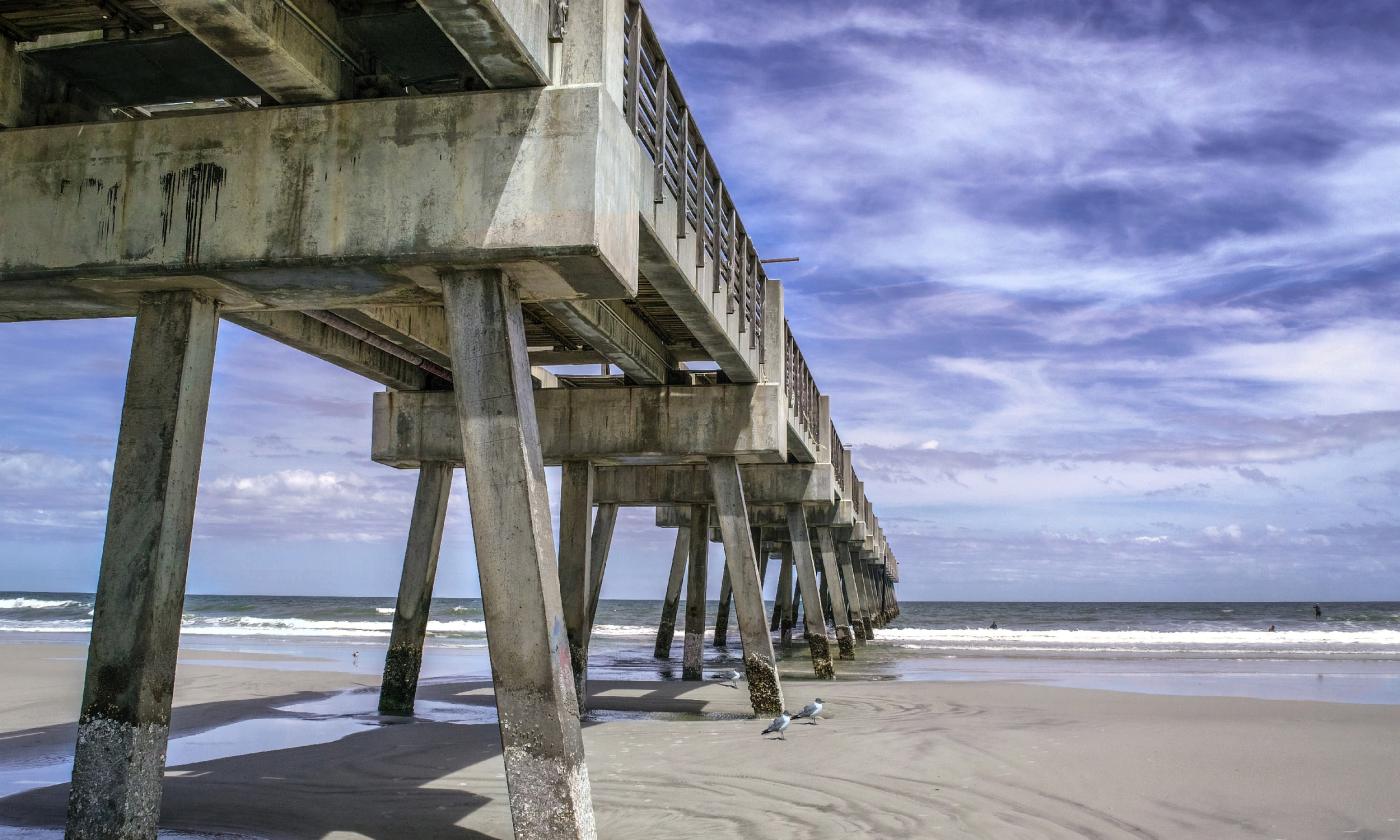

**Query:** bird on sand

left=761, top=710, right=791, bottom=740
left=792, top=698, right=824, bottom=724
left=721, top=668, right=742, bottom=688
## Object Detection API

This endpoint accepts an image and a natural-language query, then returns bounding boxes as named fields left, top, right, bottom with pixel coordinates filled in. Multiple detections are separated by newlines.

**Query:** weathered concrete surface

left=771, top=548, right=790, bottom=634
left=154, top=0, right=347, bottom=103
left=586, top=504, right=618, bottom=632
left=229, top=310, right=434, bottom=391
left=816, top=528, right=855, bottom=660
left=681, top=505, right=708, bottom=681
left=372, top=384, right=789, bottom=467
left=594, top=463, right=833, bottom=506
left=557, top=460, right=594, bottom=714
left=67, top=291, right=219, bottom=840
left=380, top=462, right=454, bottom=716
left=788, top=505, right=835, bottom=679
left=653, top=525, right=687, bottom=659
left=0, top=35, right=20, bottom=129
left=708, top=456, right=784, bottom=716
left=0, top=84, right=639, bottom=321
left=439, top=269, right=595, bottom=839
left=418, top=0, right=550, bottom=88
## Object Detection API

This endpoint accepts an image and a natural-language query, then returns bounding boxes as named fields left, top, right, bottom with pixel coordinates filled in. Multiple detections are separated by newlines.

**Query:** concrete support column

left=558, top=461, right=595, bottom=714
left=815, top=528, right=855, bottom=660
left=379, top=462, right=454, bottom=716
left=681, top=505, right=709, bottom=680
left=586, top=504, right=618, bottom=631
left=708, top=456, right=784, bottom=716
left=838, top=542, right=867, bottom=645
left=771, top=549, right=791, bottom=633
left=712, top=565, right=731, bottom=647
left=440, top=270, right=595, bottom=839
left=752, top=527, right=767, bottom=583
left=786, top=505, right=835, bottom=679
left=861, top=565, right=878, bottom=637
left=653, top=525, right=688, bottom=659
left=66, top=291, right=219, bottom=840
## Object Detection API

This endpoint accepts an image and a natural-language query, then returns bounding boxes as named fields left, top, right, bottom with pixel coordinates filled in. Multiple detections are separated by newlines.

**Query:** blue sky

left=3, top=0, right=1399, bottom=600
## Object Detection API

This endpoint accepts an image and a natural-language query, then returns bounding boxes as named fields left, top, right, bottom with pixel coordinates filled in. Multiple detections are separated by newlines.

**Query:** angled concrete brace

left=681, top=504, right=709, bottom=681
left=708, top=456, right=784, bottom=716
left=66, top=291, right=219, bottom=840
left=771, top=547, right=791, bottom=634
left=815, top=528, right=855, bottom=660
left=653, top=525, right=687, bottom=659
left=587, top=504, right=619, bottom=631
left=380, top=462, right=454, bottom=715
left=440, top=269, right=595, bottom=839
left=558, top=461, right=595, bottom=713
left=837, top=541, right=867, bottom=644
left=712, top=564, right=732, bottom=647
left=787, top=504, right=834, bottom=679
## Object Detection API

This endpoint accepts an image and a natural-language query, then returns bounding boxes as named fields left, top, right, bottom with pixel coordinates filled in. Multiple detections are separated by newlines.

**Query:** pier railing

left=623, top=0, right=765, bottom=357
left=784, top=320, right=819, bottom=441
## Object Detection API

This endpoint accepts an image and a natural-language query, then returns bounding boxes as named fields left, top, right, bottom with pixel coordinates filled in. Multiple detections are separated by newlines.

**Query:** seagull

left=721, top=668, right=742, bottom=688
left=792, top=698, right=824, bottom=724
left=761, top=710, right=791, bottom=740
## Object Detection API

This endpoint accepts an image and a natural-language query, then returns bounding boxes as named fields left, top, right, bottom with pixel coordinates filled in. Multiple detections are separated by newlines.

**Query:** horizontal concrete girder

left=154, top=0, right=347, bottom=104
left=372, top=384, right=789, bottom=467
left=0, top=84, right=639, bottom=321
left=591, top=464, right=835, bottom=506
left=417, top=0, right=550, bottom=88
left=656, top=499, right=853, bottom=530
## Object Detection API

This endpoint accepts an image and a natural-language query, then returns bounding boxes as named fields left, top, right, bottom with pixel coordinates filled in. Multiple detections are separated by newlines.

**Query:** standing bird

left=722, top=668, right=742, bottom=688
left=761, top=710, right=792, bottom=740
left=793, top=698, right=824, bottom=724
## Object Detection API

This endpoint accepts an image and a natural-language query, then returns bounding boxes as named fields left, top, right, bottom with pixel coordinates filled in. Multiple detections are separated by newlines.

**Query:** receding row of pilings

left=57, top=278, right=900, bottom=840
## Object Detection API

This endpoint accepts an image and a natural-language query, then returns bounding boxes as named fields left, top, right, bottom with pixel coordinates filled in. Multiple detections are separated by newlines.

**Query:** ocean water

left=3, top=593, right=1399, bottom=704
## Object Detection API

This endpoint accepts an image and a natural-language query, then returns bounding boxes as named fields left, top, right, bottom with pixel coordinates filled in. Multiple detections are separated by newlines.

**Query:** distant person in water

left=990, top=621, right=999, bottom=630
left=1268, top=625, right=1276, bottom=632
left=1313, top=604, right=1323, bottom=618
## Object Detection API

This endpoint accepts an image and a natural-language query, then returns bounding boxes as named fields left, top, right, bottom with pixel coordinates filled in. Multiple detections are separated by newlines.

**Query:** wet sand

left=2, top=641, right=1398, bottom=839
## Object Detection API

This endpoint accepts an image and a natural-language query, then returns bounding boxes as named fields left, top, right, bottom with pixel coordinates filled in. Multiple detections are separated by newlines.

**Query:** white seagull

left=761, top=710, right=792, bottom=740
left=792, top=698, right=824, bottom=724
left=722, top=668, right=742, bottom=688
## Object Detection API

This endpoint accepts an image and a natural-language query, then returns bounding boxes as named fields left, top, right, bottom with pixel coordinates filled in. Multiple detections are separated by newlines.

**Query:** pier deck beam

left=681, top=505, right=709, bottom=681
left=816, top=528, right=855, bottom=660
left=440, top=269, right=595, bottom=839
left=66, top=291, right=219, bottom=840
left=708, top=456, right=785, bottom=716
left=787, top=505, right=835, bottom=679
left=379, top=462, right=454, bottom=715
left=653, top=525, right=687, bottom=659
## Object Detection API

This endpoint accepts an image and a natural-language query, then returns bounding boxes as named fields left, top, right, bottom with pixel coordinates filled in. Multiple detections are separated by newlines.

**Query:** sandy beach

left=1, top=640, right=1397, bottom=839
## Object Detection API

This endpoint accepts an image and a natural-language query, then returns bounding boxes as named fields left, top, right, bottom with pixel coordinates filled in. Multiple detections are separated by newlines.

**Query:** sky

left=3, top=0, right=1399, bottom=601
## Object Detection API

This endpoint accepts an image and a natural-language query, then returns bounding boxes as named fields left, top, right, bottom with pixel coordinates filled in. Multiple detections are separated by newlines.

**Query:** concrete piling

left=838, top=542, right=867, bottom=644
left=380, top=462, right=454, bottom=716
left=440, top=269, right=596, bottom=840
left=558, top=460, right=596, bottom=713
left=815, top=528, right=856, bottom=660
left=708, top=456, right=784, bottom=716
left=654, top=525, right=688, bottom=659
left=772, top=549, right=792, bottom=635
left=712, top=565, right=732, bottom=647
left=66, top=291, right=220, bottom=840
left=681, top=504, right=709, bottom=681
left=786, top=505, right=835, bottom=679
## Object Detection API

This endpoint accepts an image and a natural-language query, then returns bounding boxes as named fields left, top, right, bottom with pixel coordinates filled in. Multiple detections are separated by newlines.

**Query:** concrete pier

left=440, top=270, right=595, bottom=839
left=654, top=526, right=688, bottom=659
left=787, top=505, right=835, bottom=679
left=772, top=549, right=792, bottom=634
left=66, top=291, right=219, bottom=840
left=816, top=528, right=856, bottom=659
left=380, top=462, right=454, bottom=716
left=681, top=505, right=709, bottom=681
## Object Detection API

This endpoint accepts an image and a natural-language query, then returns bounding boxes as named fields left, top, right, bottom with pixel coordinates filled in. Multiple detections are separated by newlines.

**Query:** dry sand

left=2, top=641, right=1398, bottom=839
